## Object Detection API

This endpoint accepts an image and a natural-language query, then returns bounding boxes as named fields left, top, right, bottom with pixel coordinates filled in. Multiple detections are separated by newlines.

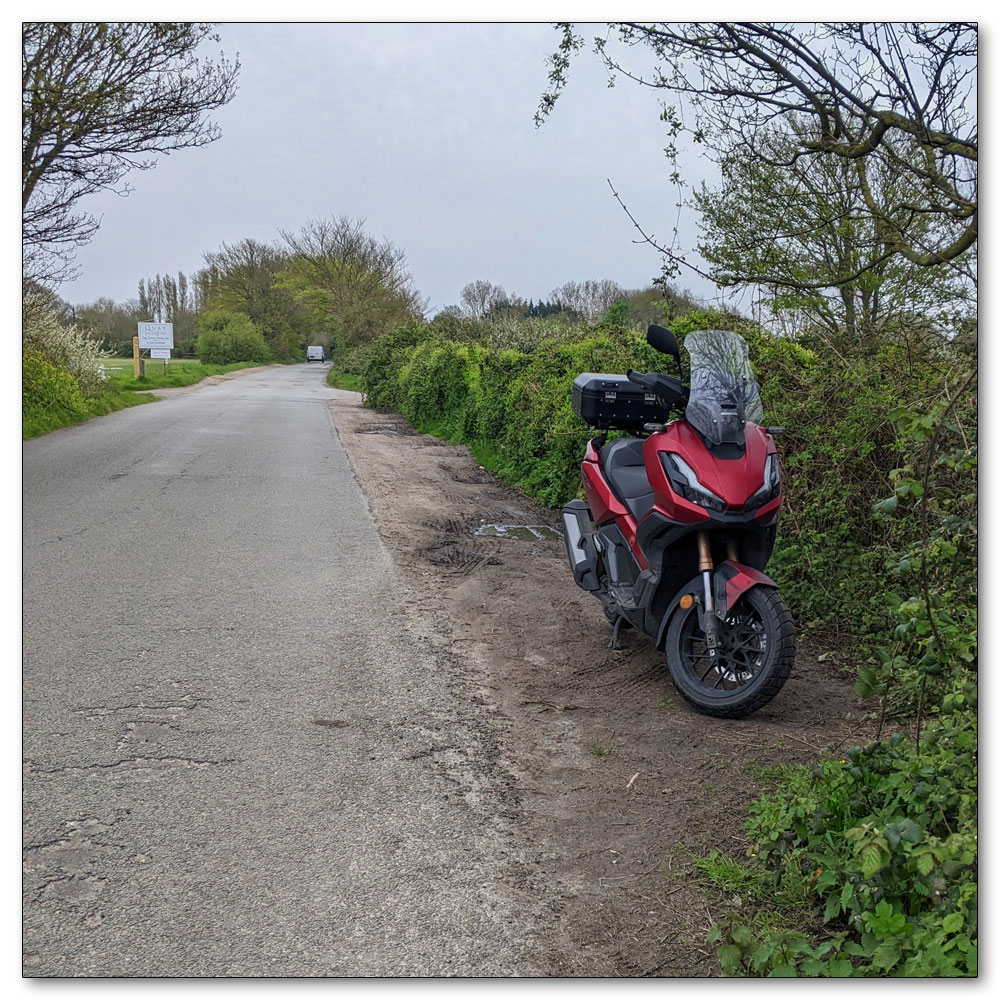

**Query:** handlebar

left=626, top=368, right=655, bottom=389
left=627, top=369, right=688, bottom=410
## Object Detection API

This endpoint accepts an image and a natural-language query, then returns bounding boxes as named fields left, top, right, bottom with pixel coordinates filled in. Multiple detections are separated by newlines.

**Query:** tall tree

left=460, top=280, right=508, bottom=319
left=538, top=23, right=977, bottom=279
left=693, top=117, right=974, bottom=342
left=279, top=216, right=424, bottom=345
left=22, top=22, right=239, bottom=283
left=550, top=279, right=625, bottom=321
left=200, top=239, right=311, bottom=359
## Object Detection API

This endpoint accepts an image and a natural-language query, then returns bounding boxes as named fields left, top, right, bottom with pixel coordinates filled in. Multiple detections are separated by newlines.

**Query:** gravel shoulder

left=331, top=392, right=876, bottom=976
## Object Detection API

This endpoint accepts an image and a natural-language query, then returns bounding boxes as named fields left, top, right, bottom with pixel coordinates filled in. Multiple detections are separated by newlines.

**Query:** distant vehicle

left=306, top=346, right=325, bottom=363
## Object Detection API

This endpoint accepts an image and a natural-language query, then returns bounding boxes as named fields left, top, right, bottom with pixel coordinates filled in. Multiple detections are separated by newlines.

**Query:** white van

left=306, top=346, right=325, bottom=363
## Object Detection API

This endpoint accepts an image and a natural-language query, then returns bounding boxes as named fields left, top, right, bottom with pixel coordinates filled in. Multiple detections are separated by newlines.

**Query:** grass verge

left=325, top=369, right=364, bottom=391
left=106, top=358, right=264, bottom=392
left=23, top=389, right=157, bottom=440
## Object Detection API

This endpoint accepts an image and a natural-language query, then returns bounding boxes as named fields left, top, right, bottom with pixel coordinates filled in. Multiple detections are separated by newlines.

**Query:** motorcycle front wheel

left=664, top=586, right=795, bottom=718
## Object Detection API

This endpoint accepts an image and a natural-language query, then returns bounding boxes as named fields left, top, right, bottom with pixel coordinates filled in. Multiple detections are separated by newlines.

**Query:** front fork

left=698, top=532, right=737, bottom=660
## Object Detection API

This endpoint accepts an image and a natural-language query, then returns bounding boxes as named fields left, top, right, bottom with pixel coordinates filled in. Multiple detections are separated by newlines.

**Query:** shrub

left=22, top=301, right=110, bottom=397
left=705, top=675, right=977, bottom=976
left=195, top=310, right=272, bottom=364
left=22, top=349, right=85, bottom=416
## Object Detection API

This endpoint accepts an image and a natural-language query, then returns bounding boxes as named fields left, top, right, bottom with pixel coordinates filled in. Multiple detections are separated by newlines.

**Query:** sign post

left=132, top=335, right=142, bottom=379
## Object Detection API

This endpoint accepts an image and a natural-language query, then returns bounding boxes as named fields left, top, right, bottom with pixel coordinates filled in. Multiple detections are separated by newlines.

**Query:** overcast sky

left=62, top=22, right=724, bottom=313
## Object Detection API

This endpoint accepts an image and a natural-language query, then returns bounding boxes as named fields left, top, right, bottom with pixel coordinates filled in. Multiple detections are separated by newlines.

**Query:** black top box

left=572, top=373, right=671, bottom=430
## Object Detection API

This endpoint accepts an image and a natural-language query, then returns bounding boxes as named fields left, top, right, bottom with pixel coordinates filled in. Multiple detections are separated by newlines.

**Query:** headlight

left=661, top=453, right=727, bottom=512
left=745, top=454, right=780, bottom=510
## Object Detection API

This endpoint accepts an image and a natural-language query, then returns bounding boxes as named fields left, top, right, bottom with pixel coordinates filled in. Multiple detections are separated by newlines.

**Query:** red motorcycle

left=562, top=325, right=795, bottom=718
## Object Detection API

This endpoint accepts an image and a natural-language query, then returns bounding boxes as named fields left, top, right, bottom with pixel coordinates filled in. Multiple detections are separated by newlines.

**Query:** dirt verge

left=331, top=392, right=875, bottom=976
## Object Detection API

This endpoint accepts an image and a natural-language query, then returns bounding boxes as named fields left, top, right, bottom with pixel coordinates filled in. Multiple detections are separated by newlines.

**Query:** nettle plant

left=709, top=684, right=977, bottom=977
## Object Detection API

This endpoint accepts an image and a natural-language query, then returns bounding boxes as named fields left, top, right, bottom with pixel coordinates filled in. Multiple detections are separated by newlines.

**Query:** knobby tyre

left=664, top=586, right=795, bottom=718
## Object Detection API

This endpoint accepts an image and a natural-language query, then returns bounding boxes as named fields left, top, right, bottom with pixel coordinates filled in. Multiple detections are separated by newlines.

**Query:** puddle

left=359, top=423, right=402, bottom=435
left=474, top=524, right=563, bottom=542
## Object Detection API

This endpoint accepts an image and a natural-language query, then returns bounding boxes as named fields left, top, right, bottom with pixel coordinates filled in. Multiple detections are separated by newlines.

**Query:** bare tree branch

left=22, top=22, right=239, bottom=284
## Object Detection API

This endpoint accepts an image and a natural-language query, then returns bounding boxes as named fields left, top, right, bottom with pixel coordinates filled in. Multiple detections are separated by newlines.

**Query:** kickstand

left=609, top=615, right=627, bottom=650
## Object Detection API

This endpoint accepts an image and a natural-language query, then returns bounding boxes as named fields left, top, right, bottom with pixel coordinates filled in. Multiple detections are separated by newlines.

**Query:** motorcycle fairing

left=644, top=421, right=777, bottom=518
left=582, top=449, right=628, bottom=524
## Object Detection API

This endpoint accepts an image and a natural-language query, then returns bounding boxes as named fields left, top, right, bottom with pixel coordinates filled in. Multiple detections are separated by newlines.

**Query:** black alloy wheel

left=664, top=586, right=795, bottom=718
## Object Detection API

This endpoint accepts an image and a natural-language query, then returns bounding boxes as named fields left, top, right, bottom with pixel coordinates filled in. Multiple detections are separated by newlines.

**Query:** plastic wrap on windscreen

left=684, top=330, right=764, bottom=447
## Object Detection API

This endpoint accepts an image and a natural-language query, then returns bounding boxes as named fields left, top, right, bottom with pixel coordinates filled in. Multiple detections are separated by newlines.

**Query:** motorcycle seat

left=599, top=438, right=656, bottom=521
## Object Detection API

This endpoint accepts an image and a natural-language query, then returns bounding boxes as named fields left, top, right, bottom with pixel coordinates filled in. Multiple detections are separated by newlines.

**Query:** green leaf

left=942, top=912, right=964, bottom=935
left=751, top=941, right=776, bottom=970
left=768, top=964, right=798, bottom=977
left=860, top=842, right=888, bottom=878
left=873, top=943, right=900, bottom=971
left=824, top=894, right=842, bottom=922
left=965, top=943, right=978, bottom=975
left=717, top=944, right=742, bottom=971
left=826, top=958, right=855, bottom=977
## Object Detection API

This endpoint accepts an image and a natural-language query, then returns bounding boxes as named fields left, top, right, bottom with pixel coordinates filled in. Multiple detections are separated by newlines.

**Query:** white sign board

left=137, top=322, right=174, bottom=349
left=150, top=349, right=171, bottom=360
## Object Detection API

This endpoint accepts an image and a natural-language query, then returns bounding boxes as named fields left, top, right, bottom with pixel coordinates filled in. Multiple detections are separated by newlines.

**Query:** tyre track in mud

left=330, top=392, right=876, bottom=977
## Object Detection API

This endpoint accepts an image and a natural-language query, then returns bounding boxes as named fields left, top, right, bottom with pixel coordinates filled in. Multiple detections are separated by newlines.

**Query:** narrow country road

left=22, top=365, right=545, bottom=976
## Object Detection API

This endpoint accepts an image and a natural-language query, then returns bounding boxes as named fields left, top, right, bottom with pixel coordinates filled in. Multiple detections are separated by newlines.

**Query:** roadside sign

left=137, top=322, right=174, bottom=349
left=150, top=349, right=171, bottom=360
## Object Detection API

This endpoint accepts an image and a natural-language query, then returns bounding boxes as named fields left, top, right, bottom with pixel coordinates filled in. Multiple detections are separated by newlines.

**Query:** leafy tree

left=538, top=23, right=977, bottom=279
left=195, top=309, right=271, bottom=364
left=22, top=22, right=239, bottom=283
left=692, top=118, right=975, bottom=343
left=199, top=240, right=312, bottom=359
left=279, top=216, right=424, bottom=346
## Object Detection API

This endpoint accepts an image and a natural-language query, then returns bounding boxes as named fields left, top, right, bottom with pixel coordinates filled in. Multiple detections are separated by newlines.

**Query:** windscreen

left=684, top=330, right=763, bottom=447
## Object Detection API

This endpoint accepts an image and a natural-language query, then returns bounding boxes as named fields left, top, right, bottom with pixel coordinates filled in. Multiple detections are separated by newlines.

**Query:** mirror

left=647, top=324, right=681, bottom=372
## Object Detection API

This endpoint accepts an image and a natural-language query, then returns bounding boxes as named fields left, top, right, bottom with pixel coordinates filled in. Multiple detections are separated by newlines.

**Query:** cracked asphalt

left=22, top=364, right=546, bottom=977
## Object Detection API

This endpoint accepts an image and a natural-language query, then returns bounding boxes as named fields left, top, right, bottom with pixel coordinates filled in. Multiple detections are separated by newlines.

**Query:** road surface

left=22, top=365, right=543, bottom=976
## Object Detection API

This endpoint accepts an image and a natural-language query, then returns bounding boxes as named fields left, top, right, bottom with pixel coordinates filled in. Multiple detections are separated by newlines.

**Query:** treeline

left=70, top=214, right=425, bottom=364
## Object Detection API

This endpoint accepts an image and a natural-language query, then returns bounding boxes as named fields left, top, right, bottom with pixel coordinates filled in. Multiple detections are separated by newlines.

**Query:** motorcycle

left=562, top=325, right=795, bottom=718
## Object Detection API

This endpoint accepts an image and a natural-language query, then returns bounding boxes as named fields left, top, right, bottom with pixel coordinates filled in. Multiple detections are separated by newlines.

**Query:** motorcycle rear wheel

left=664, top=586, right=795, bottom=718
